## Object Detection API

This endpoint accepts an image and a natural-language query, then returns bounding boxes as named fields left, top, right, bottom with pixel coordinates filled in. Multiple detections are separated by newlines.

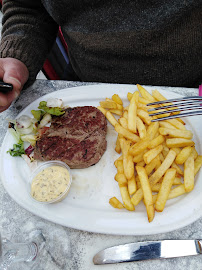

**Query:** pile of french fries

left=97, top=84, right=202, bottom=223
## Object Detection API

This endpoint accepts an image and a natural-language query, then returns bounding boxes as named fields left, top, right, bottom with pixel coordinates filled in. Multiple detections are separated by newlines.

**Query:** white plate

left=0, top=84, right=201, bottom=235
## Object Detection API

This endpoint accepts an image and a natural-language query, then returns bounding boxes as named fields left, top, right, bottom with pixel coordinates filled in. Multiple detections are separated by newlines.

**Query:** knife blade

left=93, top=240, right=202, bottom=265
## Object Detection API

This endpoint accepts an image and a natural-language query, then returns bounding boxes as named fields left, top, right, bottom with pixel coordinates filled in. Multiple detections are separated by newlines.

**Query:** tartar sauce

left=31, top=166, right=70, bottom=202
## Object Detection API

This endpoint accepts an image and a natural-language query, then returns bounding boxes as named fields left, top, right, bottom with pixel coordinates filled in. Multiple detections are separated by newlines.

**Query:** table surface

left=0, top=80, right=201, bottom=270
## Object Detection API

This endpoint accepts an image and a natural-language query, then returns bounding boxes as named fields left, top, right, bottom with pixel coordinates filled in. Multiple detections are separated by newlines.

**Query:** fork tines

left=147, top=96, right=202, bottom=121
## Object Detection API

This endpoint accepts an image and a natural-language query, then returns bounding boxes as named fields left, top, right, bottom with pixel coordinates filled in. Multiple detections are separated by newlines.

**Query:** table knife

left=93, top=240, right=202, bottom=265
left=0, top=81, right=13, bottom=93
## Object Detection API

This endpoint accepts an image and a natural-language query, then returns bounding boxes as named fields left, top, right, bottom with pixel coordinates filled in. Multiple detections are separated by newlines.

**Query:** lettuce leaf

left=31, top=109, right=44, bottom=121
left=7, top=142, right=25, bottom=157
left=38, top=101, right=65, bottom=116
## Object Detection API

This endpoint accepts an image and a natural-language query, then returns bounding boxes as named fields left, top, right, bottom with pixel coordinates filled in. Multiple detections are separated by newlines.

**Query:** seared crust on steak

left=34, top=106, right=107, bottom=168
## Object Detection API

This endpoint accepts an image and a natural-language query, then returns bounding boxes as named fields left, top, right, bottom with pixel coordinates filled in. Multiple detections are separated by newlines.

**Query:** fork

left=147, top=95, right=202, bottom=122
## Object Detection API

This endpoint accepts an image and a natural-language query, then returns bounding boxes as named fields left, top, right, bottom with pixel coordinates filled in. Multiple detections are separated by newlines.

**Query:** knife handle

left=0, top=81, right=13, bottom=93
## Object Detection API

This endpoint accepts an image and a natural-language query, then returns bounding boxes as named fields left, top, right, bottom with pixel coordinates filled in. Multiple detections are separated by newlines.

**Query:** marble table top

left=0, top=80, right=201, bottom=270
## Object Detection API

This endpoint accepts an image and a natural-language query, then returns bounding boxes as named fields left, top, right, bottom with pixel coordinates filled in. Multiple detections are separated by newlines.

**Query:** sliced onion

left=21, top=134, right=37, bottom=146
left=38, top=113, right=52, bottom=128
left=18, top=125, right=34, bottom=135
left=16, top=115, right=32, bottom=129
left=46, top=98, right=63, bottom=108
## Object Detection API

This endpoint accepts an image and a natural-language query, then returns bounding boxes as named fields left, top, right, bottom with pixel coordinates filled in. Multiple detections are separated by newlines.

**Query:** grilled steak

left=34, top=106, right=107, bottom=168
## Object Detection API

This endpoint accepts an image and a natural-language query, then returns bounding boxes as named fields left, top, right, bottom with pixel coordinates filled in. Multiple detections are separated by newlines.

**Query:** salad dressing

left=31, top=165, right=70, bottom=202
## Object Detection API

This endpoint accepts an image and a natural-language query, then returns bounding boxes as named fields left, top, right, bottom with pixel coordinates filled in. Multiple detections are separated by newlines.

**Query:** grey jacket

left=0, top=0, right=201, bottom=87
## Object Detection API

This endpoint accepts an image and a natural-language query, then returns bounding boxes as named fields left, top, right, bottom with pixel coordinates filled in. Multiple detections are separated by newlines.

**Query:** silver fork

left=147, top=96, right=202, bottom=122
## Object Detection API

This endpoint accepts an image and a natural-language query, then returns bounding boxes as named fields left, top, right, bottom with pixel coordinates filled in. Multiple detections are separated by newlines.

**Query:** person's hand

left=0, top=58, right=29, bottom=112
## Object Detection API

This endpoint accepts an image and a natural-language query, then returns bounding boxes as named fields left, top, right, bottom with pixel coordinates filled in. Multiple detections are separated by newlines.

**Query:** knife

left=93, top=240, right=202, bottom=264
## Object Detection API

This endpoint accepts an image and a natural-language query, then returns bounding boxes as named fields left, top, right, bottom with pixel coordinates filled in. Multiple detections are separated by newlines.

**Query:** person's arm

left=0, top=0, right=59, bottom=85
left=0, top=0, right=59, bottom=112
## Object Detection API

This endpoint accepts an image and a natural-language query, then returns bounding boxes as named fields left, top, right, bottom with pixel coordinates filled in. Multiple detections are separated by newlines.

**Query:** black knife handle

left=0, top=81, right=13, bottom=93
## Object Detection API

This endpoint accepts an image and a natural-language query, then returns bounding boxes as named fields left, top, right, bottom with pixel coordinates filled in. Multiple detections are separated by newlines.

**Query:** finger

left=0, top=89, right=18, bottom=107
left=0, top=58, right=29, bottom=109
left=0, top=102, right=12, bottom=112
left=3, top=70, right=22, bottom=95
left=0, top=58, right=28, bottom=108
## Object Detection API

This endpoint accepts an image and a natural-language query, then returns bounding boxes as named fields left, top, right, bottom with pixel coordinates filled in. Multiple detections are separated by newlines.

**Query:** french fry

left=123, top=110, right=128, bottom=119
left=146, top=122, right=159, bottom=140
left=171, top=147, right=181, bottom=155
left=119, top=138, right=135, bottom=180
left=105, top=98, right=123, bottom=110
left=112, top=94, right=123, bottom=105
left=162, top=145, right=169, bottom=157
left=97, top=106, right=107, bottom=115
left=154, top=157, right=162, bottom=171
left=105, top=111, right=119, bottom=127
left=109, top=109, right=123, bottom=116
left=109, top=197, right=124, bottom=209
left=131, top=186, right=144, bottom=206
left=117, top=173, right=135, bottom=211
left=149, top=149, right=177, bottom=186
left=155, top=168, right=176, bottom=212
left=129, top=139, right=149, bottom=156
left=166, top=138, right=194, bottom=148
left=151, top=89, right=180, bottom=117
left=137, top=109, right=152, bottom=125
left=194, top=155, right=202, bottom=176
left=136, top=84, right=156, bottom=103
left=158, top=176, right=182, bottom=185
left=116, top=160, right=124, bottom=174
left=173, top=176, right=182, bottom=185
left=132, top=150, right=176, bottom=206
left=136, top=160, right=145, bottom=167
left=100, top=100, right=118, bottom=109
left=138, top=96, right=151, bottom=104
left=159, top=121, right=177, bottom=130
left=133, top=149, right=147, bottom=163
left=151, top=183, right=161, bottom=192
left=145, top=155, right=161, bottom=175
left=137, top=102, right=152, bottom=112
left=159, top=127, right=193, bottom=139
left=136, top=166, right=155, bottom=222
left=184, top=152, right=195, bottom=192
left=175, top=146, right=193, bottom=165
left=143, top=145, right=163, bottom=164
left=148, top=135, right=165, bottom=149
left=153, top=184, right=186, bottom=203
left=115, top=135, right=121, bottom=154
left=151, top=89, right=167, bottom=102
left=115, top=124, right=140, bottom=142
left=136, top=116, right=147, bottom=139
left=128, top=91, right=139, bottom=133
left=192, top=147, right=198, bottom=160
left=166, top=119, right=186, bottom=130
left=136, top=176, right=141, bottom=189
left=127, top=92, right=133, bottom=101
left=159, top=153, right=164, bottom=162
left=114, top=155, right=123, bottom=168
left=128, top=175, right=137, bottom=195
left=149, top=108, right=170, bottom=119
left=168, top=184, right=186, bottom=199
left=171, top=162, right=184, bottom=176
left=118, top=117, right=128, bottom=129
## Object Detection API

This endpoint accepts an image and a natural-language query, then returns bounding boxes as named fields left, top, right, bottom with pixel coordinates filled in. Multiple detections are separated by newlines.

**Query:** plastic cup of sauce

left=29, top=160, right=72, bottom=204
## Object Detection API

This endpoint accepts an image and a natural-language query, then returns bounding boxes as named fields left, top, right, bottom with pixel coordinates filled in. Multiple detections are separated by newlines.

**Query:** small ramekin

left=29, top=160, right=72, bottom=204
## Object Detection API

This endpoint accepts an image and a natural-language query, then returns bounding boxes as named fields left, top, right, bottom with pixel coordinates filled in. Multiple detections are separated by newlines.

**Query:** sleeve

left=0, top=0, right=59, bottom=86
